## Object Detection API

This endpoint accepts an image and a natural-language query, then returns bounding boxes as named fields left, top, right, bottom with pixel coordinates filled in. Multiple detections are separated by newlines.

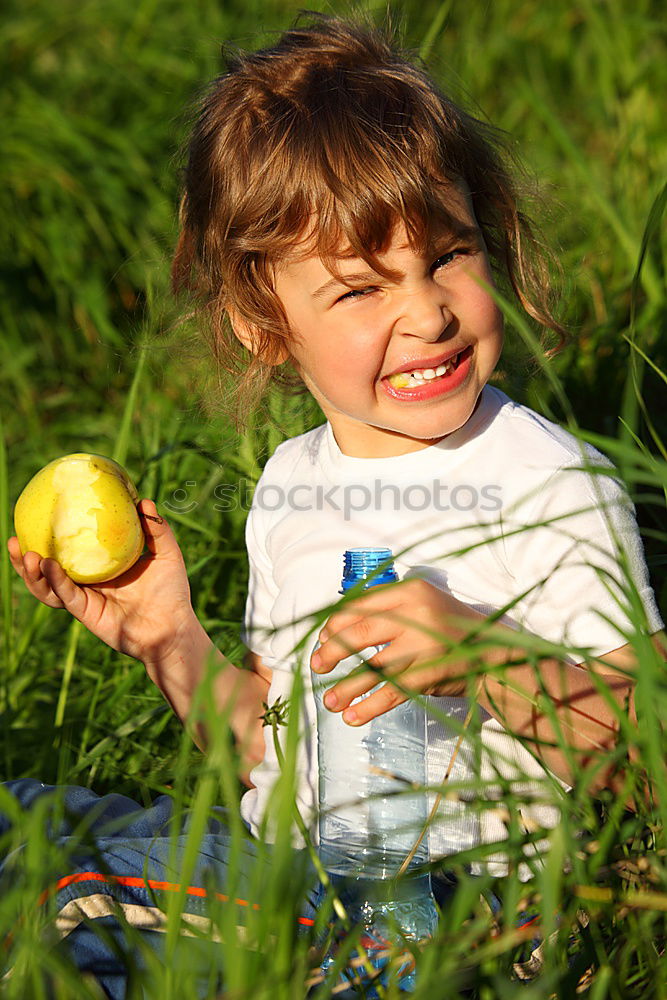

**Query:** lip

left=381, top=345, right=474, bottom=401
left=383, top=346, right=466, bottom=379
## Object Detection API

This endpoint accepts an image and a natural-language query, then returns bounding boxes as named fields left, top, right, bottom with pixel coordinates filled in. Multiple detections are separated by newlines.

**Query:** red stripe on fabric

left=37, top=870, right=315, bottom=926
left=517, top=913, right=541, bottom=931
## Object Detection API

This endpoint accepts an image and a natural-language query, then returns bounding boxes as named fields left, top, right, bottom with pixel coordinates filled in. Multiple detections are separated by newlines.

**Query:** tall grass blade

left=517, top=84, right=660, bottom=301
left=0, top=410, right=13, bottom=683
left=53, top=620, right=83, bottom=730
left=112, top=338, right=149, bottom=468
left=629, top=179, right=667, bottom=330
left=620, top=181, right=667, bottom=466
left=419, top=0, right=453, bottom=61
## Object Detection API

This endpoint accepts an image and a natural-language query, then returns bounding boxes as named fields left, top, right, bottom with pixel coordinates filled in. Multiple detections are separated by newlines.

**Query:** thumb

left=137, top=498, right=181, bottom=559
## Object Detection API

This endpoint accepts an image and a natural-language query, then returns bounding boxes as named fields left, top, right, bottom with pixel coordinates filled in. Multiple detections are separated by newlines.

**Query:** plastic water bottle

left=312, top=548, right=438, bottom=995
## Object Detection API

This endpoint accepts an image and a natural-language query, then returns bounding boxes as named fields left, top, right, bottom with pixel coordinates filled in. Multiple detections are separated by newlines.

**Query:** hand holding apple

left=13, top=453, right=145, bottom=583
left=8, top=454, right=197, bottom=665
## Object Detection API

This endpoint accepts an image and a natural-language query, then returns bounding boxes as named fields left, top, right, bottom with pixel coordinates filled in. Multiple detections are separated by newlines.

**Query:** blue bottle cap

left=340, top=548, right=398, bottom=592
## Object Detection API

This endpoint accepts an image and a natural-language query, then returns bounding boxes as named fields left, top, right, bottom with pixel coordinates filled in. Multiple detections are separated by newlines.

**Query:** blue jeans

left=0, top=781, right=552, bottom=997
left=0, top=780, right=317, bottom=998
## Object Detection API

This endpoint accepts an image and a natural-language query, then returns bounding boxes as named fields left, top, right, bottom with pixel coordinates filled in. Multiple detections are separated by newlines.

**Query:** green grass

left=2, top=0, right=667, bottom=996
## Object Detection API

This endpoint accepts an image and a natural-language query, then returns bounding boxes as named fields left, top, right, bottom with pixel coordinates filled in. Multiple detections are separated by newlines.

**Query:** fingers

left=331, top=653, right=437, bottom=726
left=332, top=658, right=471, bottom=724
left=8, top=536, right=95, bottom=620
left=343, top=655, right=474, bottom=725
left=6, top=535, right=21, bottom=569
left=39, top=558, right=91, bottom=620
left=322, top=653, right=420, bottom=726
left=318, top=585, right=403, bottom=641
left=322, top=644, right=413, bottom=716
left=137, top=499, right=183, bottom=562
left=322, top=642, right=469, bottom=724
left=312, top=617, right=401, bottom=674
left=7, top=537, right=67, bottom=609
left=341, top=681, right=409, bottom=727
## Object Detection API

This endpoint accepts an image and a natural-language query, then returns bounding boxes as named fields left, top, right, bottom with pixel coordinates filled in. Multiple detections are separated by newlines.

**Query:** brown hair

left=172, top=11, right=566, bottom=428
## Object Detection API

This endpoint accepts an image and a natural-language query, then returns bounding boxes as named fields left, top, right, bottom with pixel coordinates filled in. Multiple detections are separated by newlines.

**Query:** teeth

left=387, top=352, right=460, bottom=389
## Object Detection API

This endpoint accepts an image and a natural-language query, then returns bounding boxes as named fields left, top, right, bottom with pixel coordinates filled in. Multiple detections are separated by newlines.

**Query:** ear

left=227, top=308, right=256, bottom=353
left=228, top=309, right=289, bottom=366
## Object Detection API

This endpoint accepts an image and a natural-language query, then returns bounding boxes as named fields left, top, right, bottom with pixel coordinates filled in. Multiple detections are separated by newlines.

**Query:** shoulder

left=476, top=387, right=629, bottom=533
left=246, top=423, right=327, bottom=539
left=257, top=424, right=327, bottom=481
left=484, top=386, right=613, bottom=480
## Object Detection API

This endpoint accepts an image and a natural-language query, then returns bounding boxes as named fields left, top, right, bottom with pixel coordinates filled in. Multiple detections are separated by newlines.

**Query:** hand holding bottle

left=311, top=577, right=487, bottom=724
left=313, top=549, right=439, bottom=996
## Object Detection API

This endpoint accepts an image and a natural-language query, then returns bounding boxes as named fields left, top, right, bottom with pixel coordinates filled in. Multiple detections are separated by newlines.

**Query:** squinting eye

left=433, top=249, right=468, bottom=270
left=336, top=287, right=374, bottom=303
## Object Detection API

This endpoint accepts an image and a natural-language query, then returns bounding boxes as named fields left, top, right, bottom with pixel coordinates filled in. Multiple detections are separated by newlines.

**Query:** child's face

left=272, top=185, right=504, bottom=457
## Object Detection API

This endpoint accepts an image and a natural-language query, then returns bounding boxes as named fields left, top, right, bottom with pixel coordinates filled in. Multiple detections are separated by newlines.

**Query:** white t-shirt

left=240, top=386, right=663, bottom=876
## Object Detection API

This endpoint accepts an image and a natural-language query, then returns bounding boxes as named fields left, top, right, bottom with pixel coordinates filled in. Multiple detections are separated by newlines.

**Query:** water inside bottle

left=314, top=549, right=439, bottom=994
left=315, top=867, right=438, bottom=996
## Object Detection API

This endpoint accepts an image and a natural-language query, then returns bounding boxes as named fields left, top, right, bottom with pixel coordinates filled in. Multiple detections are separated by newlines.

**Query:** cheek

left=305, top=325, right=380, bottom=376
left=288, top=332, right=349, bottom=393
left=485, top=299, right=504, bottom=336
left=467, top=282, right=504, bottom=337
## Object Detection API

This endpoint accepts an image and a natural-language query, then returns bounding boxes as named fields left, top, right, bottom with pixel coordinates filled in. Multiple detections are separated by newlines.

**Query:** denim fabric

left=0, top=780, right=317, bottom=999
left=0, top=781, right=554, bottom=998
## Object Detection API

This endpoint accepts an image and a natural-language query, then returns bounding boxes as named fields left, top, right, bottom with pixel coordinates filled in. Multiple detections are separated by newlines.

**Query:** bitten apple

left=14, top=453, right=145, bottom=583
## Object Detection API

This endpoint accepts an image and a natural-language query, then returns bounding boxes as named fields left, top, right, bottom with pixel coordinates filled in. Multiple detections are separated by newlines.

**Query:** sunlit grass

left=2, top=0, right=666, bottom=996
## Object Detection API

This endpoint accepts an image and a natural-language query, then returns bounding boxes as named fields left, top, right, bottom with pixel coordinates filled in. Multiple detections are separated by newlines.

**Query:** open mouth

left=386, top=347, right=471, bottom=390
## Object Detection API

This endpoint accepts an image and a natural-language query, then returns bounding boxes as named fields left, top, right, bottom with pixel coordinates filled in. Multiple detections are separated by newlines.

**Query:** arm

left=481, top=456, right=666, bottom=792
left=311, top=578, right=666, bottom=794
left=142, top=618, right=271, bottom=785
left=8, top=500, right=270, bottom=785
left=476, top=628, right=666, bottom=794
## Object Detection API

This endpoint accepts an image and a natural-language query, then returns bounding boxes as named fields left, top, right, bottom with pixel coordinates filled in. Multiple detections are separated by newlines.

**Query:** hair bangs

left=284, top=117, right=469, bottom=284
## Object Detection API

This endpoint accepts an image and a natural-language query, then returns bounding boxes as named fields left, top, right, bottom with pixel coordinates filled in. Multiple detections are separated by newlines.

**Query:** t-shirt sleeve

left=241, top=501, right=281, bottom=668
left=503, top=457, right=664, bottom=660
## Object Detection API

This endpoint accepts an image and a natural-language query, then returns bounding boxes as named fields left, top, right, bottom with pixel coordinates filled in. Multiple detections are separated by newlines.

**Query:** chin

left=403, top=415, right=470, bottom=441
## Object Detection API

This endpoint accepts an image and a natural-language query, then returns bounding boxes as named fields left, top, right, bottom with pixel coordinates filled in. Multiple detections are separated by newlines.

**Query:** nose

left=394, top=283, right=454, bottom=343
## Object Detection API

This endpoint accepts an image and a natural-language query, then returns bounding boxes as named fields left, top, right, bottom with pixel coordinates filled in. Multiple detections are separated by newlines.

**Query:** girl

left=6, top=11, right=665, bottom=996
